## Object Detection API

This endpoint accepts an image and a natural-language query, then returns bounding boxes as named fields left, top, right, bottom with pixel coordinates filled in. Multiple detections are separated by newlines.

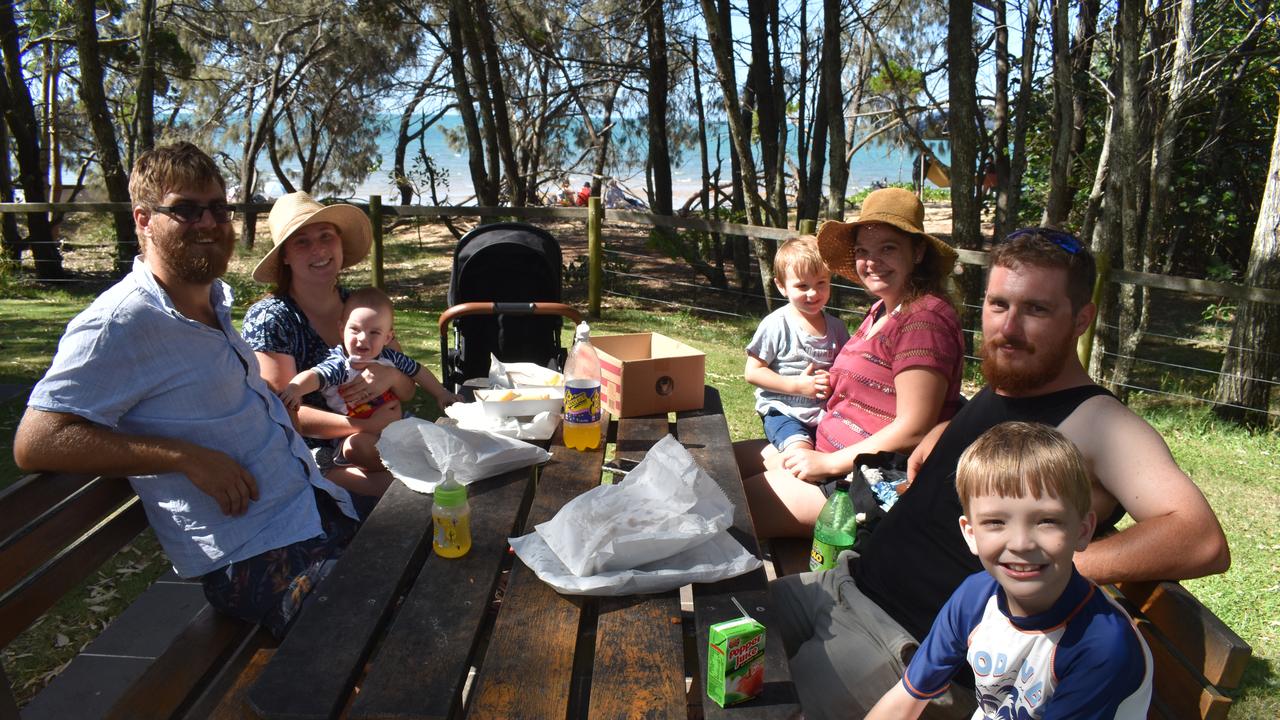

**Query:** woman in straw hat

left=242, top=192, right=413, bottom=500
left=739, top=188, right=965, bottom=539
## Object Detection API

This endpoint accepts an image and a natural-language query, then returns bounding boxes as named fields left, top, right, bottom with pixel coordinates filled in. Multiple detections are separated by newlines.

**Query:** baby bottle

left=432, top=470, right=472, bottom=558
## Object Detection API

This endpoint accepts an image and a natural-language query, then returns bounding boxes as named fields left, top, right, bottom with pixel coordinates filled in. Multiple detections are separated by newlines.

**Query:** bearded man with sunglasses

left=14, top=142, right=360, bottom=636
left=770, top=229, right=1230, bottom=719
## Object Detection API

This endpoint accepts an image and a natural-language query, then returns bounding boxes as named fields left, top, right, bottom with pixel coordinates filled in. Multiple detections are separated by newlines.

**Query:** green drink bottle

left=809, top=475, right=857, bottom=572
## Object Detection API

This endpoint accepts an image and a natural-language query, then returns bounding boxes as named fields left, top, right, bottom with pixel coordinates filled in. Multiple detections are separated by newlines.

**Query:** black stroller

left=438, top=222, right=583, bottom=392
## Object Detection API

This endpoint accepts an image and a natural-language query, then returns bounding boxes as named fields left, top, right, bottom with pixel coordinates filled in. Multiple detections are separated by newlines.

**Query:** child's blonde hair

left=343, top=287, right=395, bottom=324
left=955, top=421, right=1091, bottom=519
left=773, top=235, right=828, bottom=284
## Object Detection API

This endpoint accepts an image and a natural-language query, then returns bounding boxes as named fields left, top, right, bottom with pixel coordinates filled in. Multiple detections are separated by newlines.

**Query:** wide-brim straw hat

left=816, top=187, right=958, bottom=285
left=252, top=191, right=373, bottom=283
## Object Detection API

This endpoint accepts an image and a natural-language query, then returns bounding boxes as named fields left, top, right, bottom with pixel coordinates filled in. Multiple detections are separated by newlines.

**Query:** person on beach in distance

left=744, top=235, right=850, bottom=454
left=242, top=191, right=415, bottom=501
left=770, top=228, right=1229, bottom=720
left=867, top=422, right=1152, bottom=719
left=13, top=142, right=360, bottom=637
left=737, top=187, right=965, bottom=539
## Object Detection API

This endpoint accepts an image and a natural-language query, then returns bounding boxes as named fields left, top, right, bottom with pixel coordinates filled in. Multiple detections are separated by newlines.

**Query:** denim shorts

left=762, top=409, right=815, bottom=450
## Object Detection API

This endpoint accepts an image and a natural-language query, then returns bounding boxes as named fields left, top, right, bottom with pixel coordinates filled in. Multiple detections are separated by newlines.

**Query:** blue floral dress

left=242, top=288, right=351, bottom=448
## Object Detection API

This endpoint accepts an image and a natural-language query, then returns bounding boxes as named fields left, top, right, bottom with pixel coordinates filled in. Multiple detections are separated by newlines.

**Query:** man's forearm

left=1076, top=511, right=1230, bottom=585
left=15, top=407, right=194, bottom=477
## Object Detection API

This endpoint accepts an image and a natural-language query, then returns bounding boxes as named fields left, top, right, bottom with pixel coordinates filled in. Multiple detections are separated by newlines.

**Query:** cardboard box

left=593, top=333, right=705, bottom=417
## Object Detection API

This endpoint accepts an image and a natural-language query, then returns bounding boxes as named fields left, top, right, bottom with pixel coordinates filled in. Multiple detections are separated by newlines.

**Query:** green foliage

left=868, top=60, right=924, bottom=98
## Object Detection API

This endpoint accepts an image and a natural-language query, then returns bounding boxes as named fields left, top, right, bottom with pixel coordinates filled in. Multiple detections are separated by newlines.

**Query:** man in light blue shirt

left=14, top=142, right=360, bottom=636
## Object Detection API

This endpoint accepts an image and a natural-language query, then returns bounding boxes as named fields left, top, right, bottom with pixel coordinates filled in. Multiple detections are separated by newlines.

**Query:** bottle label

left=564, top=383, right=601, bottom=424
left=809, top=529, right=855, bottom=572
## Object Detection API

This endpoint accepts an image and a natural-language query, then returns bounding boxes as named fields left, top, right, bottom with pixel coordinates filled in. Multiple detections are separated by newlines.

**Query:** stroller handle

left=437, top=302, right=584, bottom=335
left=438, top=299, right=583, bottom=351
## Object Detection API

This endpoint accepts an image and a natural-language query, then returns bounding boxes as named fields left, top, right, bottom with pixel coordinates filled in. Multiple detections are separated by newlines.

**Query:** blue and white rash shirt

left=902, top=567, right=1151, bottom=719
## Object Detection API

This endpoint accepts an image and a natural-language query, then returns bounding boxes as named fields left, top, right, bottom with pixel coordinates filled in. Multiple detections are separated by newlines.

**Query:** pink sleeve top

left=815, top=294, right=964, bottom=453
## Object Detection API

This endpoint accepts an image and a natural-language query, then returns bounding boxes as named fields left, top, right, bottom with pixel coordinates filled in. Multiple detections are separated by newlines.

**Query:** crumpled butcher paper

left=509, top=435, right=762, bottom=595
left=376, top=417, right=550, bottom=493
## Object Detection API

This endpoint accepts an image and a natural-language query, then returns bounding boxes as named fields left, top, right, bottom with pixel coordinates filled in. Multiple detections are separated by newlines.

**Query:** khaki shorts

left=768, top=551, right=976, bottom=720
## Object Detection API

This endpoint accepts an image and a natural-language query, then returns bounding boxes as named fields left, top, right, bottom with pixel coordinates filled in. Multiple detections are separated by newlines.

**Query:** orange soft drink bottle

left=562, top=321, right=602, bottom=450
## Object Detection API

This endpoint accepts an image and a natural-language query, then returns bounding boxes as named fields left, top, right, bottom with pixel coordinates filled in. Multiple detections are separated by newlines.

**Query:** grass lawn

left=1, top=217, right=1277, bottom=715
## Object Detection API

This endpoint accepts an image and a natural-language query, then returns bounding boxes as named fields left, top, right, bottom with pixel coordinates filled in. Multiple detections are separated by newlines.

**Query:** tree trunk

left=1069, top=0, right=1101, bottom=174
left=746, top=0, right=778, bottom=225
left=823, top=0, right=846, bottom=220
left=1083, top=98, right=1117, bottom=380
left=446, top=3, right=492, bottom=205
left=1111, top=0, right=1146, bottom=398
left=0, top=109, right=21, bottom=260
left=1213, top=99, right=1280, bottom=425
left=948, top=0, right=983, bottom=335
left=474, top=0, right=523, bottom=205
left=645, top=0, right=673, bottom=217
left=992, top=0, right=1013, bottom=240
left=1142, top=0, right=1195, bottom=274
left=394, top=79, right=433, bottom=205
left=1007, top=0, right=1040, bottom=235
left=795, top=0, right=810, bottom=221
left=1041, top=0, right=1075, bottom=226
left=768, top=2, right=788, bottom=226
left=455, top=2, right=501, bottom=204
left=135, top=0, right=156, bottom=154
left=700, top=0, right=774, bottom=307
left=237, top=82, right=259, bottom=248
left=1, top=2, right=61, bottom=278
left=75, top=0, right=138, bottom=275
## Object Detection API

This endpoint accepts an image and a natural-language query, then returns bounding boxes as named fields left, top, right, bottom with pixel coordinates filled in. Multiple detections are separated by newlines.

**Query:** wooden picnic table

left=241, top=385, right=799, bottom=719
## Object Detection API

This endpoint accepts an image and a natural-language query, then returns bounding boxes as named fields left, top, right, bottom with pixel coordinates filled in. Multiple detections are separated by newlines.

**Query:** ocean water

left=254, top=114, right=950, bottom=205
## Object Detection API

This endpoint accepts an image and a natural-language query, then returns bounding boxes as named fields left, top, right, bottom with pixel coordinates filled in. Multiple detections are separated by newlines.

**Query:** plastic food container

left=474, top=387, right=565, bottom=418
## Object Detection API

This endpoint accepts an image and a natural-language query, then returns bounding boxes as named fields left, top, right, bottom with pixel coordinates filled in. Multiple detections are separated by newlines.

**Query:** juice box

left=706, top=616, right=766, bottom=707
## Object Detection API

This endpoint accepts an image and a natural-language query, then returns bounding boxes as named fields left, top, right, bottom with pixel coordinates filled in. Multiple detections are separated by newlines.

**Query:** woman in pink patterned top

left=738, top=188, right=964, bottom=538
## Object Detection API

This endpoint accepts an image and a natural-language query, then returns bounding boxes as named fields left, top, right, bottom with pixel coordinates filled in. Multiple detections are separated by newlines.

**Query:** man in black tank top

left=771, top=230, right=1230, bottom=720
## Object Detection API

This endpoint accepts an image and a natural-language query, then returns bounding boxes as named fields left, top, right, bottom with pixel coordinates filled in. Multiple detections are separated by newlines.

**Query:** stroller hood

left=448, top=223, right=563, bottom=306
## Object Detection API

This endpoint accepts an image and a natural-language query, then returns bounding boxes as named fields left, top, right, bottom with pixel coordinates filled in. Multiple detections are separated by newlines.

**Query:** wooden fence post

left=588, top=195, right=602, bottom=318
left=369, top=195, right=384, bottom=290
left=799, top=219, right=816, bottom=235
left=1078, top=252, right=1109, bottom=370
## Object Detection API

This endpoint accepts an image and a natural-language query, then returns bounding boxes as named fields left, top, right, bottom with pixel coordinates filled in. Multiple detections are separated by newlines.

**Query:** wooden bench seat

left=1110, top=581, right=1252, bottom=720
left=0, top=471, right=268, bottom=720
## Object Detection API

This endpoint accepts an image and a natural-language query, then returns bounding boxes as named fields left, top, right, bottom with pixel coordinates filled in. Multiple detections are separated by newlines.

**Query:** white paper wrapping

left=509, top=435, right=761, bottom=595
left=376, top=417, right=551, bottom=493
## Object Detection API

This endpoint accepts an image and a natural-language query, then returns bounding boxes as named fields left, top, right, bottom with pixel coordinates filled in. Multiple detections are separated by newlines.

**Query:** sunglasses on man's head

left=152, top=202, right=235, bottom=224
left=1004, top=227, right=1084, bottom=255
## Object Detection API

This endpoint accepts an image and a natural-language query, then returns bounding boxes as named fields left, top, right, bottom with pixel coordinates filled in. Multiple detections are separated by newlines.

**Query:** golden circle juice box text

left=706, top=616, right=765, bottom=707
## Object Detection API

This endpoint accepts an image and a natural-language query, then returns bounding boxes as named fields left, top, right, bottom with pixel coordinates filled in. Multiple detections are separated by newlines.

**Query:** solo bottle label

left=563, top=379, right=601, bottom=450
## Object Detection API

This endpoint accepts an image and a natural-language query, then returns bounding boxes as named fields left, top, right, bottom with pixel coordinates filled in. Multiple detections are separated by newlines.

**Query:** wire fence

left=4, top=200, right=1277, bottom=420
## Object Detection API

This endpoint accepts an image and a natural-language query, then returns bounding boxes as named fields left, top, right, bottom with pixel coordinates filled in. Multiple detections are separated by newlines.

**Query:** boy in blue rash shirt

left=867, top=422, right=1152, bottom=719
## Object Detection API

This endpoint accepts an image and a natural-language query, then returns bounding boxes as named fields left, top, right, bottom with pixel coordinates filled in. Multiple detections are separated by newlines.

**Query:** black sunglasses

left=1004, top=227, right=1084, bottom=255
left=152, top=202, right=235, bottom=224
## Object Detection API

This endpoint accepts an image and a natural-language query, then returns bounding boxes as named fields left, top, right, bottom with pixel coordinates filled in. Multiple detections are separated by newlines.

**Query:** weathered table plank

left=349, top=468, right=535, bottom=720
left=681, top=388, right=800, bottom=718
left=248, top=480, right=434, bottom=720
left=465, top=429, right=605, bottom=719
left=587, top=415, right=686, bottom=720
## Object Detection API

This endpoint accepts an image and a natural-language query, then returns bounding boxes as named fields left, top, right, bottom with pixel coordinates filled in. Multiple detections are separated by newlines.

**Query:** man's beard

left=980, top=330, right=1074, bottom=394
left=150, top=226, right=234, bottom=284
